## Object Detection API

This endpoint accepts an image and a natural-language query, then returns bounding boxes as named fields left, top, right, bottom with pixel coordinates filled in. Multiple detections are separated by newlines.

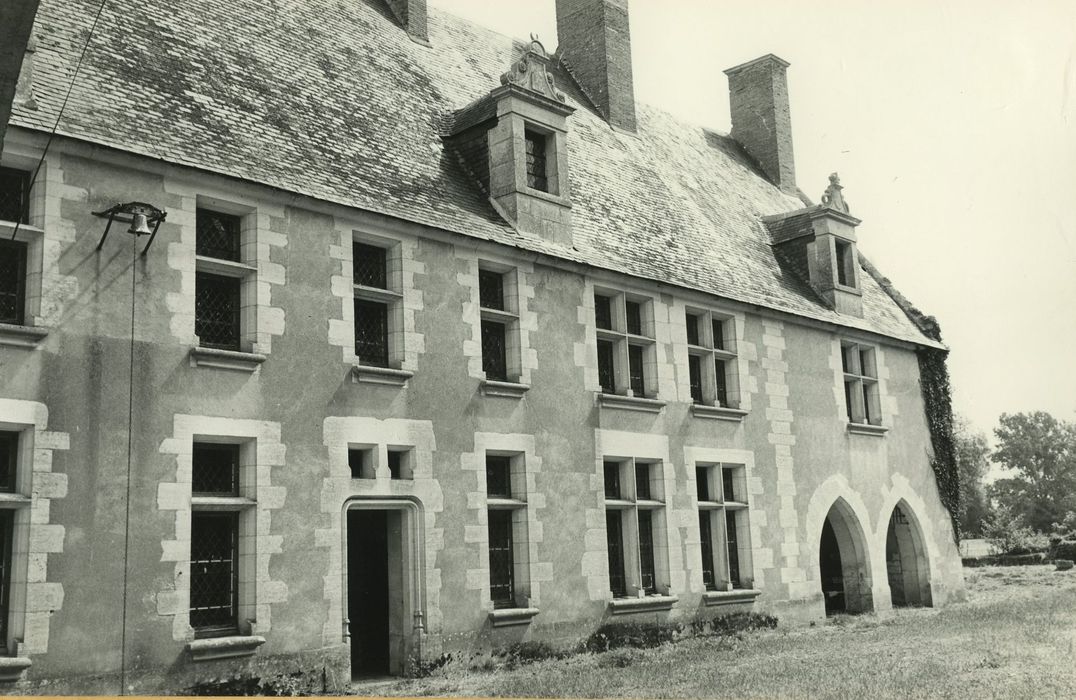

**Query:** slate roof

left=10, top=0, right=941, bottom=347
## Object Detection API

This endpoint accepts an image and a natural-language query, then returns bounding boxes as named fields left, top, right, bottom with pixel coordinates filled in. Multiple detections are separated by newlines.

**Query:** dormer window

left=524, top=129, right=549, bottom=193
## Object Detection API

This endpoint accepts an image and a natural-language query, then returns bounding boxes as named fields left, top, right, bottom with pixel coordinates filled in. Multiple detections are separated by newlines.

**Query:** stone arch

left=818, top=497, right=874, bottom=615
left=885, top=500, right=933, bottom=607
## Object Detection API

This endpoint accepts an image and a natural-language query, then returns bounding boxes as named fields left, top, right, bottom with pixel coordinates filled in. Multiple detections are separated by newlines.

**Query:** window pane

left=481, top=319, right=508, bottom=381
left=0, top=167, right=31, bottom=224
left=0, top=432, right=17, bottom=493
left=348, top=448, right=370, bottom=479
left=726, top=511, right=742, bottom=589
left=859, top=349, right=875, bottom=378
left=635, top=463, right=651, bottom=501
left=196, top=209, right=241, bottom=261
left=190, top=512, right=239, bottom=635
left=192, top=443, right=240, bottom=496
left=841, top=345, right=855, bottom=374
left=486, top=455, right=512, bottom=498
left=596, top=339, right=616, bottom=393
left=835, top=241, right=852, bottom=286
left=688, top=355, right=703, bottom=404
left=625, top=301, right=643, bottom=336
left=699, top=511, right=715, bottom=591
left=354, top=298, right=389, bottom=366
left=603, top=461, right=621, bottom=499
left=714, top=358, right=728, bottom=406
left=387, top=450, right=403, bottom=480
left=628, top=345, right=645, bottom=396
left=695, top=467, right=710, bottom=502
left=638, top=510, right=657, bottom=594
left=195, top=273, right=241, bottom=350
left=862, top=384, right=873, bottom=424
left=594, top=295, right=612, bottom=330
left=685, top=312, right=700, bottom=346
left=0, top=241, right=26, bottom=325
left=353, top=242, right=388, bottom=289
left=712, top=318, right=726, bottom=350
left=606, top=511, right=626, bottom=597
left=722, top=468, right=736, bottom=503
left=844, top=380, right=855, bottom=421
left=0, top=510, right=12, bottom=651
left=479, top=269, right=505, bottom=310
left=488, top=509, right=515, bottom=608
left=525, top=130, right=548, bottom=192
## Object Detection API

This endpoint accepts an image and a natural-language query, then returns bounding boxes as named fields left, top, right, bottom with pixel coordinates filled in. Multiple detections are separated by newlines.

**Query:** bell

left=127, top=212, right=152, bottom=235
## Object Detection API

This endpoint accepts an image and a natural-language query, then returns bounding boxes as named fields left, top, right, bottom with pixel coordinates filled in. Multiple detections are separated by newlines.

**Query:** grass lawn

left=360, top=566, right=1076, bottom=699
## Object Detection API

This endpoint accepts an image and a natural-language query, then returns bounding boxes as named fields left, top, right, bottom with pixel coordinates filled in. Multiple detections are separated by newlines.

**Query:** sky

left=431, top=0, right=1076, bottom=442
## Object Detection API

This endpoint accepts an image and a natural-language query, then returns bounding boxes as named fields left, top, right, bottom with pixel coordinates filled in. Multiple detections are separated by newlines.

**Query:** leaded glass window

left=699, top=511, right=715, bottom=590
left=487, top=509, right=515, bottom=608
left=597, top=340, right=616, bottom=394
left=195, top=272, right=241, bottom=350
left=0, top=241, right=26, bottom=325
left=196, top=209, right=241, bottom=261
left=696, top=463, right=752, bottom=592
left=628, top=345, right=645, bottom=396
left=625, top=301, right=643, bottom=336
left=0, top=432, right=15, bottom=493
left=638, top=510, right=657, bottom=594
left=479, top=269, right=504, bottom=310
left=481, top=320, right=508, bottom=381
left=605, top=511, right=626, bottom=597
left=594, top=291, right=655, bottom=397
left=603, top=461, right=621, bottom=500
left=686, top=312, right=701, bottom=346
left=353, top=242, right=387, bottom=289
left=0, top=167, right=30, bottom=224
left=524, top=130, right=548, bottom=192
left=354, top=298, right=389, bottom=366
left=486, top=455, right=512, bottom=499
left=190, top=512, right=239, bottom=636
left=689, top=355, right=703, bottom=404
left=715, top=358, right=729, bottom=407
left=605, top=458, right=666, bottom=598
left=726, top=511, right=742, bottom=588
left=594, top=294, right=612, bottom=331
left=635, top=463, right=651, bottom=501
left=192, top=443, right=239, bottom=496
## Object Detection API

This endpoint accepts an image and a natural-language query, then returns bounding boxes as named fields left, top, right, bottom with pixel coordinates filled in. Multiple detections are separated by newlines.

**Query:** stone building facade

left=0, top=0, right=964, bottom=692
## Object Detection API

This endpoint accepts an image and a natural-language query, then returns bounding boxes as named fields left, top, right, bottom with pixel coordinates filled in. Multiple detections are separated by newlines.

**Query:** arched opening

left=885, top=501, right=933, bottom=607
left=818, top=499, right=873, bottom=615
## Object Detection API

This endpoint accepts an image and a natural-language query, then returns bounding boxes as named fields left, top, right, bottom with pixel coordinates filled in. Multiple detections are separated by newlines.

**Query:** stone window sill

left=188, top=635, right=266, bottom=662
left=190, top=346, right=266, bottom=372
left=702, top=588, right=762, bottom=607
left=608, top=595, right=678, bottom=615
left=351, top=364, right=414, bottom=386
left=847, top=422, right=888, bottom=437
left=691, top=404, right=748, bottom=422
left=598, top=393, right=666, bottom=414
left=488, top=607, right=540, bottom=627
left=522, top=187, right=572, bottom=209
left=0, top=656, right=32, bottom=682
left=481, top=379, right=530, bottom=398
left=0, top=323, right=48, bottom=348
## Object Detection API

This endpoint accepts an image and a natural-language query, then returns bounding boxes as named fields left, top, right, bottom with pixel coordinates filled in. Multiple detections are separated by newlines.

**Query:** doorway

left=346, top=505, right=417, bottom=679
left=885, top=502, right=932, bottom=607
left=818, top=499, right=874, bottom=615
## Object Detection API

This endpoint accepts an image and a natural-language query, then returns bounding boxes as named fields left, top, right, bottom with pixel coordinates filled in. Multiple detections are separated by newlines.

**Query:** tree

left=953, top=416, right=991, bottom=535
left=988, top=411, right=1076, bottom=533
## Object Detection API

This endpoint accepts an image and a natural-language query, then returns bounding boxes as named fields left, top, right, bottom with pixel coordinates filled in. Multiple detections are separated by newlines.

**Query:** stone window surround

left=0, top=399, right=69, bottom=679
left=831, top=336, right=893, bottom=436
left=680, top=305, right=749, bottom=421
left=0, top=145, right=78, bottom=349
left=328, top=220, right=424, bottom=387
left=603, top=457, right=671, bottom=601
left=592, top=285, right=663, bottom=409
left=461, top=253, right=538, bottom=397
left=586, top=430, right=681, bottom=612
left=683, top=446, right=762, bottom=606
left=156, top=415, right=287, bottom=660
left=462, top=433, right=548, bottom=623
left=160, top=180, right=287, bottom=373
left=828, top=235, right=862, bottom=292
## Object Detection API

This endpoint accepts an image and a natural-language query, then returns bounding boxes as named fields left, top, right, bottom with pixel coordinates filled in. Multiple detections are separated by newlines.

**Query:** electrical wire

left=10, top=0, right=111, bottom=240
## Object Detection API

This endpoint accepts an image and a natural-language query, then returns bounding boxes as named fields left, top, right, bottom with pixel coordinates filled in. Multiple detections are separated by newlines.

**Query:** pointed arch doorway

left=885, top=502, right=932, bottom=607
left=818, top=499, right=874, bottom=615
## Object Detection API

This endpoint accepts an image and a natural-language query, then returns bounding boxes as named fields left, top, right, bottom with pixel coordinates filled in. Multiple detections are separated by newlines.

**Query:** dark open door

left=347, top=509, right=390, bottom=677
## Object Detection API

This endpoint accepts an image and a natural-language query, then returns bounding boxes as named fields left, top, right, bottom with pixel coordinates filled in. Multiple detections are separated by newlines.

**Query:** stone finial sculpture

left=821, top=172, right=850, bottom=214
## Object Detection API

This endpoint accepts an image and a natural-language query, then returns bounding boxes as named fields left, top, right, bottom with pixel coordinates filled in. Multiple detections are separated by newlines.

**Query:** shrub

left=1056, top=559, right=1074, bottom=571
left=582, top=621, right=682, bottom=653
left=498, top=640, right=567, bottom=668
left=1049, top=540, right=1076, bottom=562
left=982, top=504, right=1049, bottom=555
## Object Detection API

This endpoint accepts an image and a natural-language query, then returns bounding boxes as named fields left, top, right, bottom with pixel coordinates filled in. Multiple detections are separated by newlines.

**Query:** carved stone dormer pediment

left=500, top=37, right=566, bottom=104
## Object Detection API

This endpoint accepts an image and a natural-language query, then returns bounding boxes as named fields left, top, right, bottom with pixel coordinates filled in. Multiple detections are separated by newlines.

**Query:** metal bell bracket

left=92, top=201, right=168, bottom=255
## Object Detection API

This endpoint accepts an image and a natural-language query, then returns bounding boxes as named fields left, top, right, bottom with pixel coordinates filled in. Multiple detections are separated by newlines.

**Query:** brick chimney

left=555, top=0, right=636, bottom=133
left=385, top=0, right=428, bottom=44
left=724, top=54, right=796, bottom=194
